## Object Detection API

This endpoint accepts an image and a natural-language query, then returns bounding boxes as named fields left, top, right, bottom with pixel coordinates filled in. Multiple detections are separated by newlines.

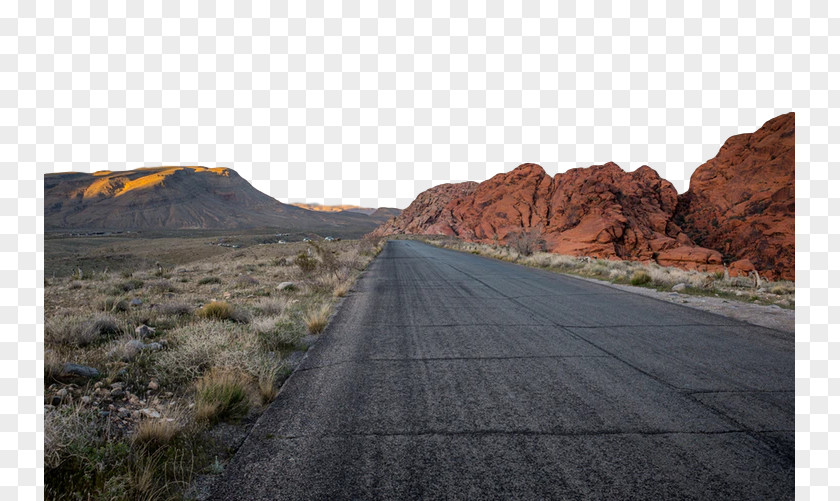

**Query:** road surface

left=210, top=240, right=793, bottom=500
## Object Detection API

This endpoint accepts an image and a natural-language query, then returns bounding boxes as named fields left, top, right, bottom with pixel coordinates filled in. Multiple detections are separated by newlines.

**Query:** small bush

left=101, top=297, right=129, bottom=313
left=254, top=318, right=302, bottom=352
left=46, top=314, right=123, bottom=346
left=252, top=298, right=286, bottom=316
left=304, top=304, right=331, bottom=334
left=507, top=229, right=546, bottom=257
left=198, top=277, right=222, bottom=285
left=630, top=271, right=652, bottom=286
left=116, top=279, right=144, bottom=292
left=156, top=302, right=194, bottom=317
left=294, top=252, right=318, bottom=274
left=148, top=279, right=176, bottom=293
left=234, top=275, right=259, bottom=288
left=194, top=369, right=252, bottom=423
left=196, top=301, right=234, bottom=321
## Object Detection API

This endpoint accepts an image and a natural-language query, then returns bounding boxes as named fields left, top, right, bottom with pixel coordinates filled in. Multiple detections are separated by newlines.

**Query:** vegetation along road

left=210, top=240, right=793, bottom=500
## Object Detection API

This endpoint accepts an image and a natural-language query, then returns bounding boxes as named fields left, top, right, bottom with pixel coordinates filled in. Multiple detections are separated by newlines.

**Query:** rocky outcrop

left=675, top=113, right=794, bottom=280
left=371, top=113, right=794, bottom=279
left=371, top=181, right=479, bottom=237
left=373, top=163, right=722, bottom=271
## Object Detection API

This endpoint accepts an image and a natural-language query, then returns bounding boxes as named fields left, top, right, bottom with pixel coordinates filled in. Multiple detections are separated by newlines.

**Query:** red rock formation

left=675, top=112, right=794, bottom=280
left=371, top=113, right=794, bottom=279
left=370, top=181, right=478, bottom=237
left=373, top=163, right=722, bottom=271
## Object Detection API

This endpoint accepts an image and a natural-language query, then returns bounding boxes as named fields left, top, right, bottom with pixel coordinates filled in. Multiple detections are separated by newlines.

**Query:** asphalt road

left=209, top=240, right=793, bottom=500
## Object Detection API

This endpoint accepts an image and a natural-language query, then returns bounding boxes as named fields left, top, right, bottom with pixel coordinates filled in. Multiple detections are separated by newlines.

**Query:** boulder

left=135, top=324, right=155, bottom=338
left=61, top=363, right=100, bottom=379
left=276, top=281, right=297, bottom=291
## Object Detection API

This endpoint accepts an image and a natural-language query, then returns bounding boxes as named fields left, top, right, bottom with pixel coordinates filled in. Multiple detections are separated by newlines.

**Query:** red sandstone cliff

left=674, top=112, right=794, bottom=280
left=372, top=113, right=794, bottom=279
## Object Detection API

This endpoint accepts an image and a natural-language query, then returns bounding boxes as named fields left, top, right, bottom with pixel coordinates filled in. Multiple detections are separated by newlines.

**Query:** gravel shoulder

left=570, top=275, right=794, bottom=334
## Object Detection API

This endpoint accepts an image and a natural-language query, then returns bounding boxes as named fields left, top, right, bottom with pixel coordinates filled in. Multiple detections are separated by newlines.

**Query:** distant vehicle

left=277, top=240, right=286, bottom=244
left=302, top=237, right=312, bottom=242
left=324, top=236, right=335, bottom=241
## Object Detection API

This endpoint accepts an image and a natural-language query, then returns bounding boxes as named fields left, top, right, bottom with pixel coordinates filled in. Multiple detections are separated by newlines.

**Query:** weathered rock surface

left=371, top=113, right=794, bottom=279
left=373, top=163, right=722, bottom=271
left=371, top=181, right=479, bottom=237
left=675, top=112, right=794, bottom=280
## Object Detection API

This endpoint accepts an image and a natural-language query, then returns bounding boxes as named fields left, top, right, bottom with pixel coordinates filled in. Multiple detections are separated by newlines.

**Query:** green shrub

left=294, top=252, right=318, bottom=274
left=630, top=271, right=652, bottom=286
left=256, top=319, right=302, bottom=352
left=198, top=277, right=222, bottom=285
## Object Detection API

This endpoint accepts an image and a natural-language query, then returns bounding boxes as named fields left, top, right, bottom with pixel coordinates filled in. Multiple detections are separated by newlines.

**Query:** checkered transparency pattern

left=2, top=0, right=834, bottom=497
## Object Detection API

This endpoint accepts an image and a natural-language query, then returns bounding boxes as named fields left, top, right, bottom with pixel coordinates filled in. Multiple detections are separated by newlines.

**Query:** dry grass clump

left=196, top=301, right=234, bottom=321
left=194, top=368, right=253, bottom=423
left=304, top=304, right=331, bottom=334
left=153, top=321, right=241, bottom=384
left=46, top=313, right=124, bottom=346
left=133, top=409, right=184, bottom=449
left=333, top=281, right=351, bottom=297
left=769, top=282, right=795, bottom=295
left=197, top=276, right=222, bottom=285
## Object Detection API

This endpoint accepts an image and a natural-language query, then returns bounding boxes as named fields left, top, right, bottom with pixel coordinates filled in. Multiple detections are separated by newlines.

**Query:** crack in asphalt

left=435, top=254, right=793, bottom=458
left=294, top=354, right=612, bottom=373
left=262, top=428, right=793, bottom=441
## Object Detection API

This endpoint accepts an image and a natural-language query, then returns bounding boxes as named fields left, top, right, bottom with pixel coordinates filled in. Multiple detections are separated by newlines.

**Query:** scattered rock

left=277, top=282, right=297, bottom=291
left=146, top=342, right=163, bottom=352
left=130, top=298, right=143, bottom=306
left=140, top=408, right=161, bottom=419
left=671, top=283, right=687, bottom=292
left=61, top=363, right=100, bottom=379
left=80, top=396, right=91, bottom=405
left=50, top=395, right=62, bottom=406
left=135, top=324, right=155, bottom=338
left=148, top=380, right=159, bottom=391
left=110, top=388, right=125, bottom=399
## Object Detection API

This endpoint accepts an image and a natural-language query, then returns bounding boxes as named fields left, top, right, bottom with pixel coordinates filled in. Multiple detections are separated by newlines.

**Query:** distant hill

left=291, top=203, right=402, bottom=223
left=44, top=166, right=384, bottom=237
left=291, top=203, right=374, bottom=214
